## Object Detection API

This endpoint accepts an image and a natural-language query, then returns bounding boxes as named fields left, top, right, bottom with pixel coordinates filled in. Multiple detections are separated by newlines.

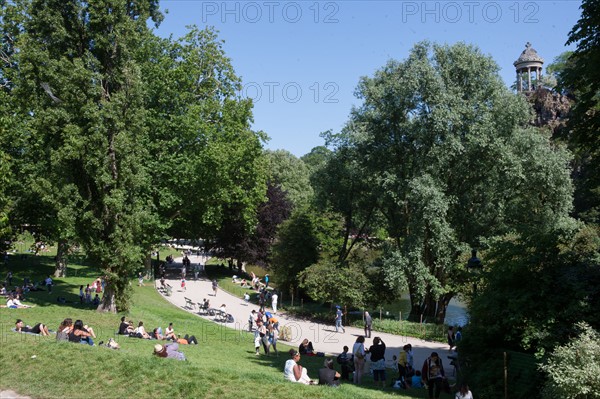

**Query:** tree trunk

left=435, top=293, right=454, bottom=325
left=54, top=239, right=68, bottom=277
left=97, top=283, right=117, bottom=313
left=143, top=253, right=152, bottom=279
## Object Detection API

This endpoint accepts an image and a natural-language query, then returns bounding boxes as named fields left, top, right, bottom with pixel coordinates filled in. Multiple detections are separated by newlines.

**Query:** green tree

left=559, top=0, right=600, bottom=224
left=10, top=0, right=162, bottom=311
left=265, top=149, right=313, bottom=209
left=139, top=28, right=268, bottom=243
left=271, top=209, right=343, bottom=296
left=540, top=322, right=600, bottom=399
left=343, top=42, right=573, bottom=323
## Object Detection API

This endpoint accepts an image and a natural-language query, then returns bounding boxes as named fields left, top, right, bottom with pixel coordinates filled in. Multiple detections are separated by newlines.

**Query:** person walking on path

left=212, top=279, right=218, bottom=296
left=335, top=305, right=345, bottom=333
left=364, top=311, right=372, bottom=338
left=422, top=351, right=445, bottom=399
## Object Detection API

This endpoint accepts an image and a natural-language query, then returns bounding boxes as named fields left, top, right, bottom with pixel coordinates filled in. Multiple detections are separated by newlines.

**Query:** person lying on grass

left=15, top=319, right=50, bottom=336
left=153, top=343, right=186, bottom=361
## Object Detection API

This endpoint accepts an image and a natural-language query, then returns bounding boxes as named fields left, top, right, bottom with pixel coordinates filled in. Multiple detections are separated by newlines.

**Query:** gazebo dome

left=514, top=42, right=544, bottom=92
left=514, top=42, right=544, bottom=67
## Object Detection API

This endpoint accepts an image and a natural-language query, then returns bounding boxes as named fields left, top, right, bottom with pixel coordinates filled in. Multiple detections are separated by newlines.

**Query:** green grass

left=0, top=252, right=453, bottom=399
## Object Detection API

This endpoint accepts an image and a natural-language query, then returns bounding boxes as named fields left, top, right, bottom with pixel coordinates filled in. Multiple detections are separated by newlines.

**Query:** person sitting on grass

left=411, top=370, right=424, bottom=388
left=284, top=349, right=315, bottom=385
left=92, top=294, right=100, bottom=306
left=68, top=319, right=94, bottom=345
left=318, top=358, right=341, bottom=387
left=57, top=318, right=73, bottom=341
left=153, top=343, right=186, bottom=361
left=7, top=295, right=31, bottom=308
left=15, top=319, right=50, bottom=336
left=164, top=322, right=176, bottom=341
left=118, top=316, right=133, bottom=335
left=299, top=338, right=315, bottom=356
left=134, top=321, right=152, bottom=339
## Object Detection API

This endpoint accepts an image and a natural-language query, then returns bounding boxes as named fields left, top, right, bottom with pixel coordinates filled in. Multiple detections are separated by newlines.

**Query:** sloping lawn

left=0, top=253, right=450, bottom=399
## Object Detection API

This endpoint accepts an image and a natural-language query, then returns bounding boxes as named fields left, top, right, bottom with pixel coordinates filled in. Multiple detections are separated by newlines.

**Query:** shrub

left=540, top=322, right=600, bottom=399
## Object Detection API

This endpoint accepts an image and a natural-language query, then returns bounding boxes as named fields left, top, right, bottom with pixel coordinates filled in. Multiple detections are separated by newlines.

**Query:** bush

left=540, top=322, right=600, bottom=399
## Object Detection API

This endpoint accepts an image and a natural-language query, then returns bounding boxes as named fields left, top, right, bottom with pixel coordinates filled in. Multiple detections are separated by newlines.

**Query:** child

left=244, top=292, right=250, bottom=303
left=411, top=370, right=423, bottom=388
left=181, top=278, right=186, bottom=291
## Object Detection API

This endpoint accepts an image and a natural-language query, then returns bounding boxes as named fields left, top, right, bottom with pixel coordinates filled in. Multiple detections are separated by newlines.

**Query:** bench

left=184, top=297, right=196, bottom=310
left=197, top=302, right=209, bottom=315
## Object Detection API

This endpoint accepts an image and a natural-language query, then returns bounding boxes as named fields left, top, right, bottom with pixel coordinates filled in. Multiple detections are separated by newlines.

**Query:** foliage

left=540, top=322, right=600, bottom=399
left=271, top=209, right=344, bottom=296
left=560, top=0, right=600, bottom=224
left=244, top=182, right=292, bottom=266
left=140, top=28, right=268, bottom=241
left=265, top=149, right=313, bottom=209
left=7, top=0, right=163, bottom=311
left=337, top=41, right=574, bottom=324
left=461, top=223, right=600, bottom=398
left=299, top=259, right=372, bottom=309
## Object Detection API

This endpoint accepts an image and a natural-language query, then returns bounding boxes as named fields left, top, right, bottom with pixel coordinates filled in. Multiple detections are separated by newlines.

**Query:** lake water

left=369, top=294, right=469, bottom=326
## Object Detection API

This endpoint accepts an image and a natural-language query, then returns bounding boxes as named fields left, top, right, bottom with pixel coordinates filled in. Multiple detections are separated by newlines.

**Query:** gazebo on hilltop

left=514, top=42, right=544, bottom=92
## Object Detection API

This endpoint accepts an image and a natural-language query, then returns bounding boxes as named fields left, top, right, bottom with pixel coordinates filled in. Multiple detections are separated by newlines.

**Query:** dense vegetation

left=1, top=0, right=599, bottom=398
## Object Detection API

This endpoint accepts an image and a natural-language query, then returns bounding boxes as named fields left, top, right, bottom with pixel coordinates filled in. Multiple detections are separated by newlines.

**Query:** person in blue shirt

left=411, top=370, right=424, bottom=388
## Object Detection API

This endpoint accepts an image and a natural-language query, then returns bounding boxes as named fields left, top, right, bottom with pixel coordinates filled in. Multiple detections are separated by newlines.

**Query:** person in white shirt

left=271, top=292, right=278, bottom=313
left=455, top=383, right=474, bottom=399
left=165, top=322, right=176, bottom=341
left=134, top=321, right=151, bottom=339
left=284, top=349, right=313, bottom=385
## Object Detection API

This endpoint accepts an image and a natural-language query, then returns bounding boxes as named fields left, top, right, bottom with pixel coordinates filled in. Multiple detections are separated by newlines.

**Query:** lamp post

left=467, top=249, right=483, bottom=295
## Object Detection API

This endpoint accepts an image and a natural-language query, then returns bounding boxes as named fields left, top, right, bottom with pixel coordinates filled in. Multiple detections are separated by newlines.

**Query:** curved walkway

left=160, top=255, right=452, bottom=375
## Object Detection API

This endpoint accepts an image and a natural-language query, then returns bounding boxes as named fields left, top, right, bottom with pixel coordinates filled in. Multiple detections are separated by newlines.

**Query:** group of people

left=281, top=333, right=473, bottom=398
left=251, top=309, right=280, bottom=356
left=117, top=317, right=198, bottom=344
left=78, top=279, right=103, bottom=305
left=56, top=318, right=96, bottom=345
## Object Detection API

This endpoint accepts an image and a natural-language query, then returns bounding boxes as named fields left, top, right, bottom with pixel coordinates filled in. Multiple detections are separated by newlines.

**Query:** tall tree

left=10, top=0, right=162, bottom=311
left=265, top=149, right=313, bottom=209
left=344, top=42, right=573, bottom=323
left=559, top=0, right=600, bottom=224
left=139, top=28, right=268, bottom=244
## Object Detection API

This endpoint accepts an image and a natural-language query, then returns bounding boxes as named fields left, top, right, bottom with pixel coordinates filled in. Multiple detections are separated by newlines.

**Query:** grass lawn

left=0, top=251, right=453, bottom=399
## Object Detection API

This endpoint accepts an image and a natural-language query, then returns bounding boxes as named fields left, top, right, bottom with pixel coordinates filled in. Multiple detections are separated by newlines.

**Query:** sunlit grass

left=0, top=251, right=451, bottom=398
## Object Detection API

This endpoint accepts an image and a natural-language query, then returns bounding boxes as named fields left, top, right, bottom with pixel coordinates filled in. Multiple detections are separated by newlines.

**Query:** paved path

left=160, top=255, right=453, bottom=376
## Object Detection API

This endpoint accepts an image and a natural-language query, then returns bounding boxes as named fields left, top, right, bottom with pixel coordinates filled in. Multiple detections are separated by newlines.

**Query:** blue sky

left=155, top=1, right=583, bottom=157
